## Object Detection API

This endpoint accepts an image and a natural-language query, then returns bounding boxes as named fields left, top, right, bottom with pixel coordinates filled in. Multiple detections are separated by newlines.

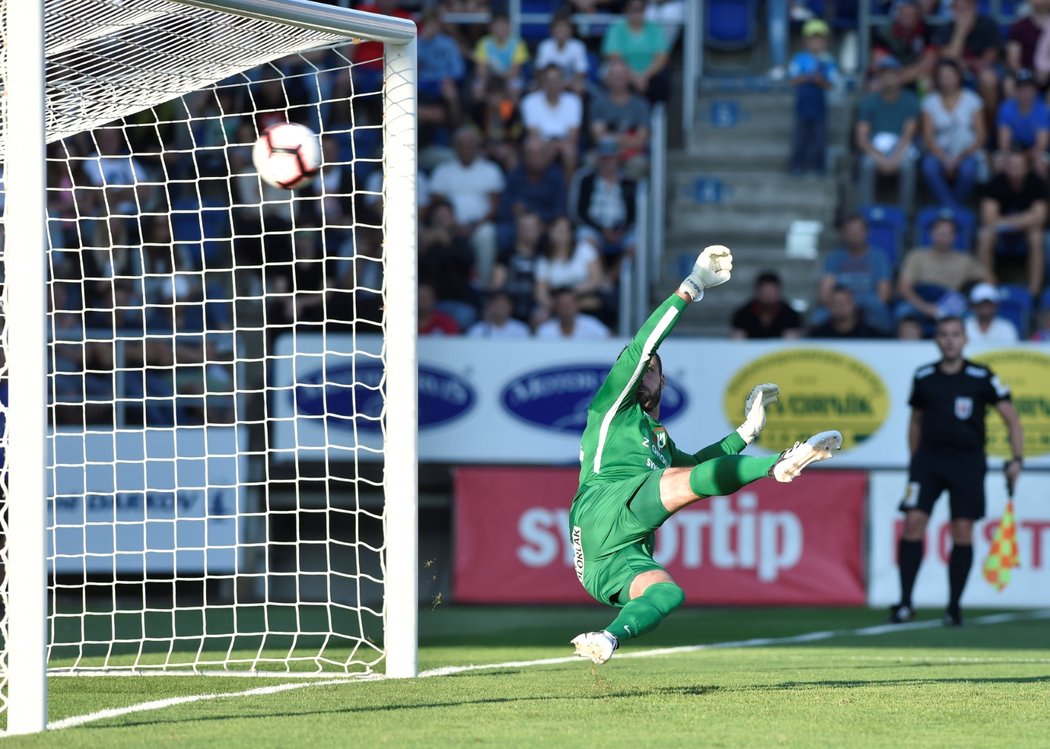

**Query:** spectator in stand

left=571, top=0, right=626, bottom=10
left=995, top=70, right=1049, bottom=179
left=472, top=75, right=525, bottom=174
left=81, top=127, right=154, bottom=224
left=535, top=10, right=590, bottom=96
left=589, top=58, right=651, bottom=178
left=419, top=198, right=480, bottom=330
left=490, top=211, right=545, bottom=324
left=965, top=282, right=1020, bottom=343
left=897, top=314, right=925, bottom=340
left=569, top=137, right=637, bottom=269
left=855, top=56, right=920, bottom=214
left=418, top=281, right=461, bottom=336
left=815, top=214, right=894, bottom=332
left=1030, top=307, right=1050, bottom=340
left=809, top=286, right=888, bottom=338
left=467, top=290, right=532, bottom=338
left=788, top=19, right=839, bottom=177
left=976, top=149, right=1048, bottom=297
left=428, top=126, right=505, bottom=291
left=497, top=135, right=567, bottom=252
left=417, top=8, right=466, bottom=143
left=351, top=0, right=413, bottom=92
left=266, top=230, right=327, bottom=330
left=921, top=59, right=986, bottom=209
left=534, top=215, right=611, bottom=326
left=868, top=0, right=934, bottom=92
left=471, top=12, right=529, bottom=103
left=521, top=64, right=583, bottom=178
left=1006, top=0, right=1050, bottom=85
left=535, top=287, right=611, bottom=339
left=932, top=0, right=1002, bottom=120
left=602, top=0, right=671, bottom=102
left=731, top=271, right=804, bottom=339
left=896, top=216, right=991, bottom=324
left=645, top=0, right=685, bottom=47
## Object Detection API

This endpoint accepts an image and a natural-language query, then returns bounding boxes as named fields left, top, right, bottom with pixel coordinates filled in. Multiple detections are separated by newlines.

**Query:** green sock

left=606, top=582, right=685, bottom=641
left=688, top=455, right=778, bottom=499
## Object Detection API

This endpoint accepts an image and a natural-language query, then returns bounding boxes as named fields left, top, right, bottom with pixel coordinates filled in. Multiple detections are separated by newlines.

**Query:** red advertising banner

left=454, top=467, right=866, bottom=605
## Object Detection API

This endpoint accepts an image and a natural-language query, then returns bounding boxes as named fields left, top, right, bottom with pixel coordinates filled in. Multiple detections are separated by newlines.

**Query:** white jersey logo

left=954, top=396, right=973, bottom=420
left=571, top=525, right=585, bottom=583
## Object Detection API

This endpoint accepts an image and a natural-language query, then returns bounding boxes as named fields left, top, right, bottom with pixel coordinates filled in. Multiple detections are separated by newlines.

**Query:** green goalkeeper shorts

left=568, top=470, right=667, bottom=608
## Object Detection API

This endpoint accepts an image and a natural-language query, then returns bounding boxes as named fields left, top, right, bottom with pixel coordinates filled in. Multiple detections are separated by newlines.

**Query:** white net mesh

left=0, top=0, right=410, bottom=699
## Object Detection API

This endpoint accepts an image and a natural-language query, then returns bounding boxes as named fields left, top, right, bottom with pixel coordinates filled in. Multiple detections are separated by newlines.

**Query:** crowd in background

left=32, top=0, right=684, bottom=427
left=31, top=0, right=1050, bottom=428
left=735, top=0, right=1050, bottom=343
left=400, top=0, right=680, bottom=340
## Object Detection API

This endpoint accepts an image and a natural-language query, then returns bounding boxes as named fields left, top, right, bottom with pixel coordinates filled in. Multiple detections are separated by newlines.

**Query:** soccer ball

left=252, top=122, right=321, bottom=189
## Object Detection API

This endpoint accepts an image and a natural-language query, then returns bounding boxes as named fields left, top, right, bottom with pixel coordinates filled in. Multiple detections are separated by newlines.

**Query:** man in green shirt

left=569, top=246, right=842, bottom=664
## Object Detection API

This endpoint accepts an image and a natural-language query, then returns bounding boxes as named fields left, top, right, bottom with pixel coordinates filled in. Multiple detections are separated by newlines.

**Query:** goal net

left=0, top=0, right=418, bottom=731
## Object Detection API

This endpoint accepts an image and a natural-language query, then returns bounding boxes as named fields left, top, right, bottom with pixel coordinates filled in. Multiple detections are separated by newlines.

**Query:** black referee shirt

left=909, top=359, right=1011, bottom=453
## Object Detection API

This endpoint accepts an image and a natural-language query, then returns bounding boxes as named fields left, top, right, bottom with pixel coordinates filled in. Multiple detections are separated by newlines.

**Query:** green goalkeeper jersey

left=577, top=293, right=743, bottom=489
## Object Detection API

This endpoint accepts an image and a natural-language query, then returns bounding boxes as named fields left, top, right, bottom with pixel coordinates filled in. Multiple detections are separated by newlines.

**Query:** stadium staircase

left=657, top=80, right=854, bottom=336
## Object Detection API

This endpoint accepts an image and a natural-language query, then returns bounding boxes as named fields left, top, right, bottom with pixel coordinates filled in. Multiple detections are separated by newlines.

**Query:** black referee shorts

left=901, top=450, right=987, bottom=520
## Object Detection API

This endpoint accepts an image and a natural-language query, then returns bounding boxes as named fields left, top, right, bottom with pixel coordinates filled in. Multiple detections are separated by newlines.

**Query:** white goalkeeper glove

left=736, top=383, right=780, bottom=444
left=678, top=245, right=733, bottom=302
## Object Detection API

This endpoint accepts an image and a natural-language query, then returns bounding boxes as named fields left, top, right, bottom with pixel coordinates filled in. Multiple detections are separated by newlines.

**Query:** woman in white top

left=533, top=215, right=609, bottom=323
left=920, top=59, right=986, bottom=208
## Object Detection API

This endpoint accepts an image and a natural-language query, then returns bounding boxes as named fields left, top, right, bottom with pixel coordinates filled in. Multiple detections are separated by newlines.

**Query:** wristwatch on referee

left=1008, top=456, right=1024, bottom=468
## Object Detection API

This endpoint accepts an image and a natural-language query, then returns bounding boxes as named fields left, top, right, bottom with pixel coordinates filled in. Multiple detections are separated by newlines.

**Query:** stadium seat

left=913, top=205, right=976, bottom=252
left=997, top=284, right=1033, bottom=338
left=521, top=0, right=559, bottom=43
left=861, top=204, right=906, bottom=267
left=705, top=0, right=758, bottom=51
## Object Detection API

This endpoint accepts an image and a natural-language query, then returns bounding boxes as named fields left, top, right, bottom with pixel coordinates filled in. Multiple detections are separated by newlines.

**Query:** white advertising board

left=868, top=470, right=1050, bottom=608
left=50, top=427, right=248, bottom=574
left=272, top=333, right=1050, bottom=469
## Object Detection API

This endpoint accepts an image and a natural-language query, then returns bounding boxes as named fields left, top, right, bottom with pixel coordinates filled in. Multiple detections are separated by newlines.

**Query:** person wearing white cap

left=964, top=282, right=1020, bottom=344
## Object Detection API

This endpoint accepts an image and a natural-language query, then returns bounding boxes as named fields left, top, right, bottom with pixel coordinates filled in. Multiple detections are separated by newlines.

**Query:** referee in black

left=889, top=315, right=1023, bottom=626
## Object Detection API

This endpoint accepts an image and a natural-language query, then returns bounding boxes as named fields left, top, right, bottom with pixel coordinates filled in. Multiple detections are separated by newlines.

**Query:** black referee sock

left=948, top=544, right=974, bottom=612
left=897, top=538, right=924, bottom=608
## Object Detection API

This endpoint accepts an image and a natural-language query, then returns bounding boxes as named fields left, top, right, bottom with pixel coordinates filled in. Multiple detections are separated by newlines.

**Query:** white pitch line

left=43, top=608, right=1050, bottom=732
left=417, top=608, right=1050, bottom=677
left=47, top=679, right=349, bottom=731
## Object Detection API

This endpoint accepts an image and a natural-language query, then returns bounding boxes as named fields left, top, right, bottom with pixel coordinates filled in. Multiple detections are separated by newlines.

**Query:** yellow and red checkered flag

left=983, top=498, right=1020, bottom=592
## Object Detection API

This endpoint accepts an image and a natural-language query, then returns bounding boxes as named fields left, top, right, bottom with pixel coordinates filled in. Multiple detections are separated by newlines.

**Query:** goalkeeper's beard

left=637, top=385, right=661, bottom=414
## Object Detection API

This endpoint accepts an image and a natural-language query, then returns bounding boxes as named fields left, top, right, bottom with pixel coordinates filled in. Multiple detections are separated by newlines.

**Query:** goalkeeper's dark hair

left=616, top=345, right=662, bottom=375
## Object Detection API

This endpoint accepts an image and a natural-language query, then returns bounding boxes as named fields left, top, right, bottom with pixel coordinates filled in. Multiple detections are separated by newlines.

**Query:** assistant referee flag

left=983, top=500, right=1020, bottom=591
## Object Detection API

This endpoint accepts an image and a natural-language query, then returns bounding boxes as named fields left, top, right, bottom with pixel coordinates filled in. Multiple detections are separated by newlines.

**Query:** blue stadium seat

left=521, top=0, right=558, bottom=43
left=861, top=204, right=906, bottom=267
left=705, top=0, right=758, bottom=51
left=914, top=205, right=976, bottom=252
left=998, top=284, right=1033, bottom=338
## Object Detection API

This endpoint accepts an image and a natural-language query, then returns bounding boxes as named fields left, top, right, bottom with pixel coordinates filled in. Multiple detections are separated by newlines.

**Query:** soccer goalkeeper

left=569, top=245, right=842, bottom=664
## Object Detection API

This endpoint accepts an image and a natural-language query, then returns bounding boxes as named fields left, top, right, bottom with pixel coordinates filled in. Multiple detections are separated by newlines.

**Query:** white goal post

left=0, top=0, right=417, bottom=735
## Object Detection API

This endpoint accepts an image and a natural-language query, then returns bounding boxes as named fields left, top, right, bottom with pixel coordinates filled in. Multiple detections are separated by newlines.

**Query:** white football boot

left=770, top=430, right=842, bottom=483
left=571, top=631, right=618, bottom=664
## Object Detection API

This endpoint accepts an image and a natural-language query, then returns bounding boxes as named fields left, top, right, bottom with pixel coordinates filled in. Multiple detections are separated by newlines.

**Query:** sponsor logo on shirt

left=294, top=362, right=475, bottom=431
left=501, top=364, right=687, bottom=433
left=571, top=525, right=585, bottom=583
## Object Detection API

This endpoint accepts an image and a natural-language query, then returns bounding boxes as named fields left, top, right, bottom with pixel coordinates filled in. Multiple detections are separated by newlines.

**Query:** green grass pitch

left=6, top=606, right=1048, bottom=748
